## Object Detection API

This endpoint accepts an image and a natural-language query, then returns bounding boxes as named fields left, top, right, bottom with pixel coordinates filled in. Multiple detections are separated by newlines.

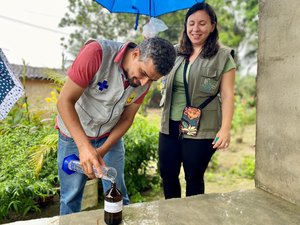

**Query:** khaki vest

left=57, top=39, right=149, bottom=138
left=160, top=46, right=234, bottom=139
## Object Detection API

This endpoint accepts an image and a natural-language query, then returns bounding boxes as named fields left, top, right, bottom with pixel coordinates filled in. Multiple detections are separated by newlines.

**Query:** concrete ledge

left=81, top=178, right=98, bottom=210
left=4, top=188, right=300, bottom=225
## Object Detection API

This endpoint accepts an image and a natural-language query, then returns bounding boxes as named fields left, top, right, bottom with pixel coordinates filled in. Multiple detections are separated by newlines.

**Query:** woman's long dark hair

left=178, top=2, right=219, bottom=59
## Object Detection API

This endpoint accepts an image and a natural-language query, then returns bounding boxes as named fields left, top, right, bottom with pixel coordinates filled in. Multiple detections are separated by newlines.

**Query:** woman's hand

left=212, top=128, right=231, bottom=150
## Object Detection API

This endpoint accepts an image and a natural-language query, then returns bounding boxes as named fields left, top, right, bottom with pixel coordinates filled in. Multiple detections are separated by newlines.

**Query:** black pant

left=158, top=120, right=216, bottom=199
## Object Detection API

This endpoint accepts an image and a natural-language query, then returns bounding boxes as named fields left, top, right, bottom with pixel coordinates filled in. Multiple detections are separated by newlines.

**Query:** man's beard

left=128, top=77, right=140, bottom=87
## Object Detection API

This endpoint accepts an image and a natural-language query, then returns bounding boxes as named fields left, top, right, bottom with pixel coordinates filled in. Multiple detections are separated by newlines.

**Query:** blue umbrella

left=0, top=49, right=24, bottom=120
left=94, top=0, right=204, bottom=29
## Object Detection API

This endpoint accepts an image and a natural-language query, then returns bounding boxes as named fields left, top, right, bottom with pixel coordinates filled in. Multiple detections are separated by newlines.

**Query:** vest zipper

left=97, top=90, right=126, bottom=137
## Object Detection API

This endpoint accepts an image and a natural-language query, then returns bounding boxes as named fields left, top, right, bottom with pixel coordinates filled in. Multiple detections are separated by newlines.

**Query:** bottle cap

left=62, top=154, right=80, bottom=175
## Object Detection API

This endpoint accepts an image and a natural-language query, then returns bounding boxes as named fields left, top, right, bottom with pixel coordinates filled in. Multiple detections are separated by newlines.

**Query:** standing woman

left=159, top=2, right=236, bottom=199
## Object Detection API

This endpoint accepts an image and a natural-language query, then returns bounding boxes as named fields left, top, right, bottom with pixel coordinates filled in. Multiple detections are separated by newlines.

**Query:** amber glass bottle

left=104, top=182, right=123, bottom=225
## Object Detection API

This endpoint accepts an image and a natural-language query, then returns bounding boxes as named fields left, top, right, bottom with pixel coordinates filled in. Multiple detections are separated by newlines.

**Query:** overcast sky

left=0, top=0, right=70, bottom=68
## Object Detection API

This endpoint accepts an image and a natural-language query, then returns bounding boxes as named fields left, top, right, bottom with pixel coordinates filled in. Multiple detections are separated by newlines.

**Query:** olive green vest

left=160, top=46, right=234, bottom=139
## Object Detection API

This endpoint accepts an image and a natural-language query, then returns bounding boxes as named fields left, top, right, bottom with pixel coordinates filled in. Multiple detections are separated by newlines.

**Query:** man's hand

left=78, top=144, right=106, bottom=179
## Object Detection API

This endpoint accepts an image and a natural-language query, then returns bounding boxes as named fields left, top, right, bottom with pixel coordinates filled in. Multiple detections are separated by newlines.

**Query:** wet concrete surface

left=4, top=188, right=300, bottom=225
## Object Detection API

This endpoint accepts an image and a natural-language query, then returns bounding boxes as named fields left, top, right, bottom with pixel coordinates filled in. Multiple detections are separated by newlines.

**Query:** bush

left=124, top=114, right=160, bottom=202
left=229, top=155, right=255, bottom=179
left=232, top=74, right=257, bottom=136
left=0, top=123, right=58, bottom=222
left=232, top=95, right=256, bottom=133
left=235, top=75, right=256, bottom=101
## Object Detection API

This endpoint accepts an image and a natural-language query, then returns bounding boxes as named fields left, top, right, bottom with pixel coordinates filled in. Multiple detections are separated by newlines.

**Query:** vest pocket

left=199, top=69, right=220, bottom=94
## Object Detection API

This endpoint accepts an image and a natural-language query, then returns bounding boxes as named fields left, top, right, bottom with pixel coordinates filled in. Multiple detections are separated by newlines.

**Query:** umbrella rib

left=95, top=0, right=205, bottom=23
left=111, top=0, right=116, bottom=11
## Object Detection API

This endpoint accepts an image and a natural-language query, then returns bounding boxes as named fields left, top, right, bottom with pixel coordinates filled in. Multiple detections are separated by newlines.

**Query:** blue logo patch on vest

left=97, top=80, right=109, bottom=91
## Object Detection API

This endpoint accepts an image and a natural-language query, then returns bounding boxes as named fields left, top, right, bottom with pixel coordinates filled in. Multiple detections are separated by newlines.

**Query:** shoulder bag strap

left=183, top=58, right=191, bottom=106
left=198, top=92, right=218, bottom=110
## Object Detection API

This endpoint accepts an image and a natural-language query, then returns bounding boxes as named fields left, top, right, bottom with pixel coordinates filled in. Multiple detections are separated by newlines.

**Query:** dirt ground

left=206, top=124, right=256, bottom=193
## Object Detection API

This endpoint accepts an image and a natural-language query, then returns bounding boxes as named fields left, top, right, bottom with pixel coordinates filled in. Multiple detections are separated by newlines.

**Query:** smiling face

left=186, top=10, right=215, bottom=48
left=124, top=49, right=162, bottom=87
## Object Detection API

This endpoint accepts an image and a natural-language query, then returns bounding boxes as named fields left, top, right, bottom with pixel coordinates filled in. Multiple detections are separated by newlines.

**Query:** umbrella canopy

left=0, top=49, right=24, bottom=120
left=95, top=0, right=204, bottom=29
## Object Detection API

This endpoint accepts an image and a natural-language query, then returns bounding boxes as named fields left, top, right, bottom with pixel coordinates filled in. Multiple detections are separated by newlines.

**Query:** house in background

left=10, top=64, right=66, bottom=110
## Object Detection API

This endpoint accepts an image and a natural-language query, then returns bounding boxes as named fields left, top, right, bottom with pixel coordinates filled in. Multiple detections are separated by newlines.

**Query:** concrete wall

left=256, top=0, right=300, bottom=205
left=24, top=79, right=57, bottom=110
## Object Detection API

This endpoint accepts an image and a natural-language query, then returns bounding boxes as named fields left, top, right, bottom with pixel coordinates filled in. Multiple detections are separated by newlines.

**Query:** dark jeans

left=158, top=120, right=216, bottom=199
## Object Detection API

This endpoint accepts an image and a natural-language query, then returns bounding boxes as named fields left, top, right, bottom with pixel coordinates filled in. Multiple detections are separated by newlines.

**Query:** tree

left=236, top=0, right=259, bottom=72
left=59, top=0, right=258, bottom=74
left=59, top=0, right=146, bottom=58
left=158, top=11, right=186, bottom=44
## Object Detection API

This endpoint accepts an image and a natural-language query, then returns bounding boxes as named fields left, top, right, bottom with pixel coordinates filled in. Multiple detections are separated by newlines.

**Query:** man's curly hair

left=137, top=37, right=176, bottom=76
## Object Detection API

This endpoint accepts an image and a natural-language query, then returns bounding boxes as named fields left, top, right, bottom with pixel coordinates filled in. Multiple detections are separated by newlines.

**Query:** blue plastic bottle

left=62, top=154, right=117, bottom=182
